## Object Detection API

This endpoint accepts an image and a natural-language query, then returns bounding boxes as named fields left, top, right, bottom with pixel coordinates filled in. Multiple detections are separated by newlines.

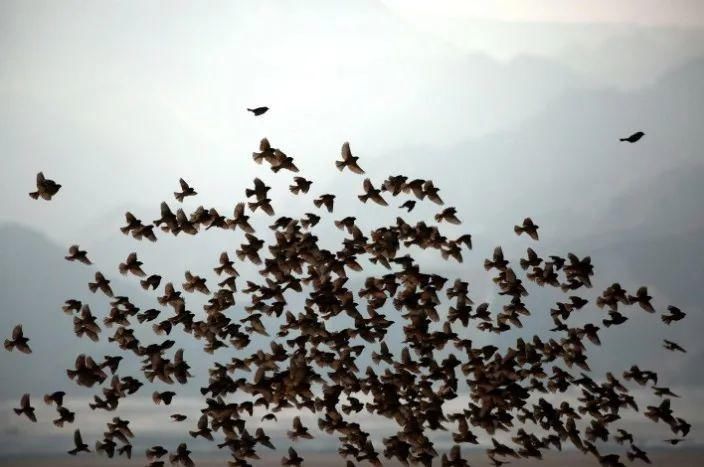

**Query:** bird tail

left=248, top=201, right=259, bottom=212
left=246, top=108, right=254, bottom=113
left=13, top=408, right=22, bottom=415
left=119, top=225, right=131, bottom=234
left=140, top=279, right=149, bottom=290
left=53, top=419, right=64, bottom=427
left=4, top=340, right=14, bottom=351
left=514, top=225, right=524, bottom=235
left=519, top=259, right=529, bottom=270
left=358, top=194, right=369, bottom=203
left=245, top=188, right=256, bottom=197
left=484, top=259, right=494, bottom=271
left=29, top=191, right=40, bottom=199
left=335, top=161, right=345, bottom=171
left=88, top=282, right=98, bottom=293
left=43, top=394, right=53, bottom=405
left=313, top=199, right=323, bottom=208
left=619, top=137, right=627, bottom=142
left=118, top=263, right=128, bottom=275
left=289, top=185, right=300, bottom=195
left=174, top=192, right=184, bottom=202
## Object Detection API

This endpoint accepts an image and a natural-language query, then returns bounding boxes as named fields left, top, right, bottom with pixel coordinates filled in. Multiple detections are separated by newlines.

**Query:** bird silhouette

left=247, top=106, right=269, bottom=116
left=29, top=172, right=61, bottom=200
left=620, top=131, right=644, bottom=143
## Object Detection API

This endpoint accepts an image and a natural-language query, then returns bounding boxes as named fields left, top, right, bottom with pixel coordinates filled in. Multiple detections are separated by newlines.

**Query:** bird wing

left=179, top=178, right=189, bottom=191
left=74, top=429, right=83, bottom=446
left=21, top=393, right=30, bottom=408
left=341, top=142, right=352, bottom=161
left=260, top=138, right=271, bottom=151
left=363, top=178, right=373, bottom=192
left=12, top=324, right=23, bottom=339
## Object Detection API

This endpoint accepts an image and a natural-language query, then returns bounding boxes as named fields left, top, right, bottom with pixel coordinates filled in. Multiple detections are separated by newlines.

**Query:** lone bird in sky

left=620, top=131, right=644, bottom=143
left=29, top=172, right=61, bottom=200
left=247, top=106, right=269, bottom=116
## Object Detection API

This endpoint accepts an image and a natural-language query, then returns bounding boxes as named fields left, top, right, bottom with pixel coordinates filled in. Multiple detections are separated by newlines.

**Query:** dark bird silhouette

left=169, top=443, right=195, bottom=467
left=68, top=429, right=90, bottom=455
left=174, top=178, right=197, bottom=202
left=662, top=305, right=686, bottom=325
left=314, top=194, right=335, bottom=212
left=44, top=391, right=66, bottom=406
left=4, top=324, right=32, bottom=354
left=29, top=172, right=61, bottom=200
left=65, top=245, right=92, bottom=265
left=514, top=217, right=539, bottom=240
left=247, top=106, right=269, bottom=116
left=358, top=179, right=388, bottom=206
left=399, top=200, right=416, bottom=212
left=620, top=131, right=644, bottom=143
left=14, top=394, right=37, bottom=422
left=88, top=272, right=114, bottom=297
left=336, top=142, right=365, bottom=174
left=663, top=340, right=686, bottom=353
left=289, top=176, right=313, bottom=195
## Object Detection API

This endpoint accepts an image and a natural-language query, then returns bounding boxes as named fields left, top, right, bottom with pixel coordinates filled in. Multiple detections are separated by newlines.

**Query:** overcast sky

left=1, top=0, right=703, bottom=460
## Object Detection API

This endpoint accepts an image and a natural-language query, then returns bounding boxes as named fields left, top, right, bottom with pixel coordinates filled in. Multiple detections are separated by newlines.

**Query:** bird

left=13, top=394, right=37, bottom=422
left=68, top=429, right=90, bottom=455
left=514, top=217, right=539, bottom=240
left=399, top=200, right=416, bottom=212
left=313, top=194, right=335, bottom=212
left=335, top=142, right=365, bottom=174
left=4, top=324, right=32, bottom=354
left=289, top=176, right=313, bottom=195
left=65, top=245, right=92, bottom=265
left=620, top=131, right=644, bottom=143
left=174, top=178, right=197, bottom=202
left=247, top=106, right=269, bottom=116
left=435, top=207, right=461, bottom=224
left=287, top=416, right=314, bottom=440
left=169, top=443, right=195, bottom=467
left=662, top=305, right=686, bottom=325
left=44, top=391, right=66, bottom=406
left=118, top=252, right=146, bottom=277
left=663, top=340, right=686, bottom=353
left=29, top=172, right=61, bottom=200
left=171, top=414, right=187, bottom=422
left=152, top=391, right=176, bottom=405
left=358, top=178, right=388, bottom=206
left=88, top=272, right=114, bottom=297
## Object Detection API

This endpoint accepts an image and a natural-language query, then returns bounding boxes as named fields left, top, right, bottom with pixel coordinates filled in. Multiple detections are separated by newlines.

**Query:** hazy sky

left=1, top=0, right=703, bottom=460
left=383, top=0, right=704, bottom=26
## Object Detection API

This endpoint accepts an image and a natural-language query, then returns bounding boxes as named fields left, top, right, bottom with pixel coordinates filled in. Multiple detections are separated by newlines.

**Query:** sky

left=1, top=0, right=703, bottom=462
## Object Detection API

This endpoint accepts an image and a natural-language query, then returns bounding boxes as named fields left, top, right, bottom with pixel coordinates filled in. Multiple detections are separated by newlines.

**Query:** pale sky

left=383, top=0, right=704, bottom=27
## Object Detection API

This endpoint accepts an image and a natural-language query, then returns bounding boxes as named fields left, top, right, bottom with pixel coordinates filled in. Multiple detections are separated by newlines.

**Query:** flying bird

left=65, top=245, right=92, bottom=265
left=336, top=142, right=365, bottom=174
left=174, top=178, right=197, bottom=202
left=620, top=131, right=645, bottom=143
left=514, top=217, right=539, bottom=240
left=29, top=172, right=61, bottom=200
left=4, top=324, right=32, bottom=354
left=247, top=106, right=269, bottom=116
left=68, top=429, right=90, bottom=455
left=14, top=394, right=37, bottom=422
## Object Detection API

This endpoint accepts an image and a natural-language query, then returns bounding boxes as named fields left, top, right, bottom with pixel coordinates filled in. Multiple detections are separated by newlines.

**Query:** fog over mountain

left=1, top=0, right=703, bottom=461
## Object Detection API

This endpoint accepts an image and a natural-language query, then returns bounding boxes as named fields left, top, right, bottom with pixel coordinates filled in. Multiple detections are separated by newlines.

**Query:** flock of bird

left=5, top=119, right=690, bottom=467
